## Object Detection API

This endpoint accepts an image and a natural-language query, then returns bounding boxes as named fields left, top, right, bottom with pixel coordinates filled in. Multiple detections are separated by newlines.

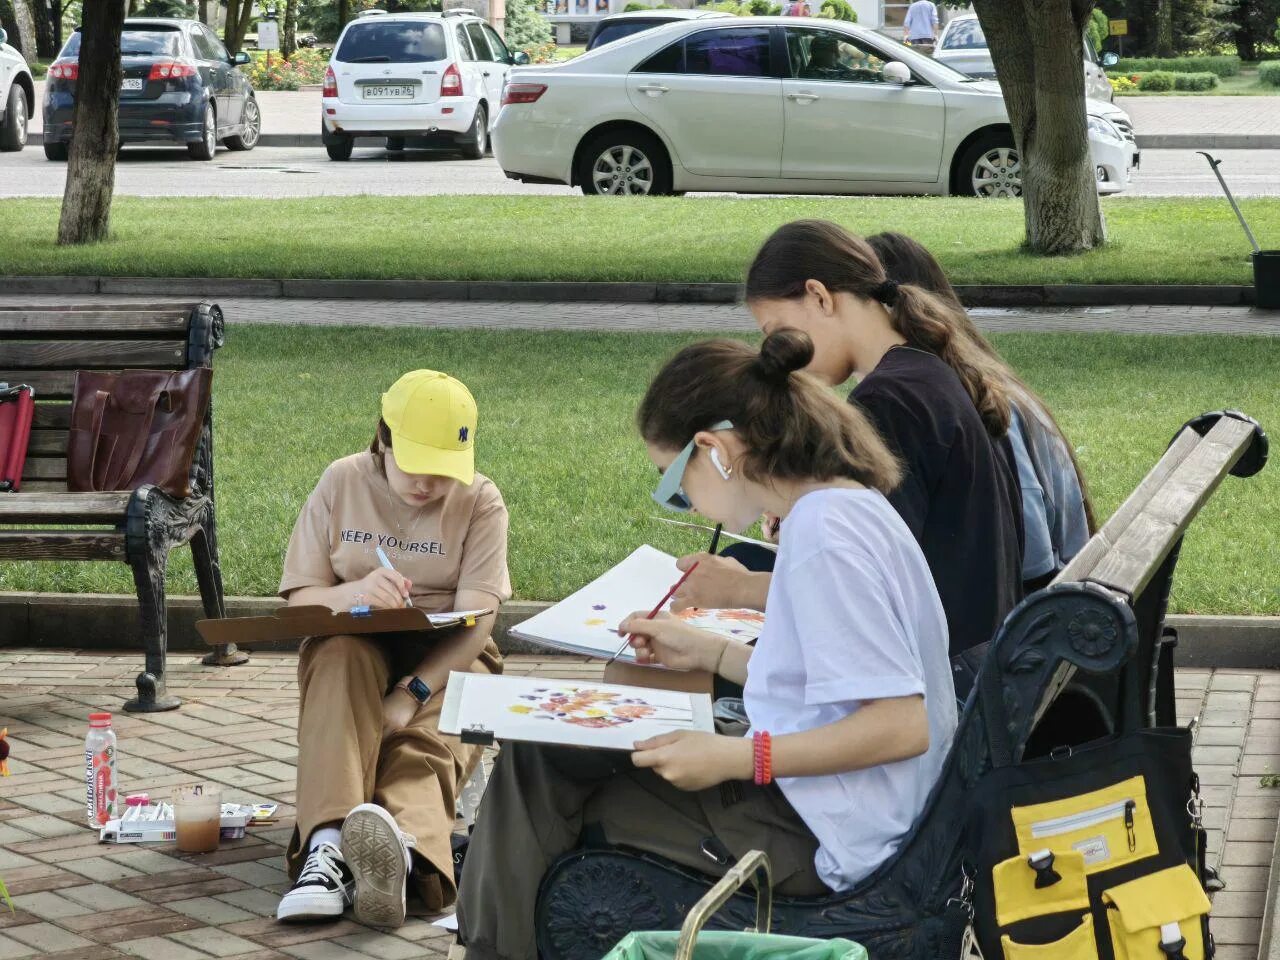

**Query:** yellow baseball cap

left=381, top=370, right=478, bottom=485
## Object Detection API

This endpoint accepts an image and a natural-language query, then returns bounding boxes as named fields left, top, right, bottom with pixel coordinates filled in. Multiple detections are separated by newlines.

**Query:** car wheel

left=956, top=132, right=1022, bottom=198
left=224, top=96, right=260, bottom=151
left=459, top=104, right=488, bottom=160
left=386, top=137, right=406, bottom=151
left=577, top=129, right=671, bottom=196
left=43, top=139, right=68, bottom=161
left=0, top=85, right=27, bottom=152
left=188, top=102, right=217, bottom=160
left=326, top=135, right=354, bottom=161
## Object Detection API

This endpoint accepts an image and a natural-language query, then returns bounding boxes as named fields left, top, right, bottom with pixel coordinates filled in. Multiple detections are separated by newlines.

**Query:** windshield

left=941, top=18, right=985, bottom=50
left=336, top=21, right=447, bottom=63
left=860, top=29, right=974, bottom=81
left=589, top=20, right=672, bottom=50
left=61, top=28, right=182, bottom=58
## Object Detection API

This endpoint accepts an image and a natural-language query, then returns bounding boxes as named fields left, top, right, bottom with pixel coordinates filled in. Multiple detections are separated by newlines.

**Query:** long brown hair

left=637, top=329, right=901, bottom=495
left=369, top=418, right=393, bottom=476
left=866, top=231, right=1097, bottom=533
left=746, top=220, right=1012, bottom=438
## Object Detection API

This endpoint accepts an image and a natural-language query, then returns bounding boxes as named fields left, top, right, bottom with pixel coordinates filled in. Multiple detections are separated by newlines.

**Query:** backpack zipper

left=1030, top=798, right=1136, bottom=839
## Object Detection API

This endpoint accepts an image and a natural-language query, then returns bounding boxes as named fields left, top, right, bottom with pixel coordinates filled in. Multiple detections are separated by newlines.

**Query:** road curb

left=0, top=275, right=1260, bottom=307
left=27, top=131, right=1280, bottom=150
left=1, top=592, right=1277, bottom=665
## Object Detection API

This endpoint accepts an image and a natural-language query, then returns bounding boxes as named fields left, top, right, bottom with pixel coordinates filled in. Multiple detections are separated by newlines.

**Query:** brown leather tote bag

left=67, top=368, right=213, bottom=498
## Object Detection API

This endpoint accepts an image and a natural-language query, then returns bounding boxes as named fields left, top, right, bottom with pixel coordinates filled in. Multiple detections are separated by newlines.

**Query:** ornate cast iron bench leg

left=123, top=487, right=186, bottom=712
left=191, top=505, right=247, bottom=668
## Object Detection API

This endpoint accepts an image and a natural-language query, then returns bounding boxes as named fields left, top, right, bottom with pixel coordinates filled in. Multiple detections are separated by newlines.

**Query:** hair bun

left=757, top=328, right=815, bottom=385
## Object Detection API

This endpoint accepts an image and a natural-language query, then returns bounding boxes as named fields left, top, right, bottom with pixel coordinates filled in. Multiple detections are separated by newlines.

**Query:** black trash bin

left=1254, top=250, right=1280, bottom=309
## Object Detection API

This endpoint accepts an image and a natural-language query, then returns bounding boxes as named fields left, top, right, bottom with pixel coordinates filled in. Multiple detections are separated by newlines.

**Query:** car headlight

left=1087, top=115, right=1123, bottom=142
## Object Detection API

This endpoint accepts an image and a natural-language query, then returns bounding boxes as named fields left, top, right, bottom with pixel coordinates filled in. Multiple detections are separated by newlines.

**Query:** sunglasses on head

left=651, top=420, right=734, bottom=513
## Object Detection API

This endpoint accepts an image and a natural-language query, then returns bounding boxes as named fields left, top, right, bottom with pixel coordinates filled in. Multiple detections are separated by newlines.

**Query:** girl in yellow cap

left=275, top=370, right=511, bottom=929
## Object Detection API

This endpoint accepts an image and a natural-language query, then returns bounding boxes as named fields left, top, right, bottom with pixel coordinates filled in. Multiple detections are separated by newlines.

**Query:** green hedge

left=1138, top=70, right=1177, bottom=91
left=1116, top=55, right=1241, bottom=77
left=1174, top=71, right=1219, bottom=91
left=1261, top=61, right=1280, bottom=88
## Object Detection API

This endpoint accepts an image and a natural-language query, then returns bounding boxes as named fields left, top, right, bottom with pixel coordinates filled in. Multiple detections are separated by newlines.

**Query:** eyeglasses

left=651, top=420, right=734, bottom=513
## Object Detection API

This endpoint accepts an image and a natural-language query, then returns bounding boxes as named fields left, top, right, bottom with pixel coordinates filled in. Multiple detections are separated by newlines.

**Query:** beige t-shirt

left=279, top=451, right=512, bottom=611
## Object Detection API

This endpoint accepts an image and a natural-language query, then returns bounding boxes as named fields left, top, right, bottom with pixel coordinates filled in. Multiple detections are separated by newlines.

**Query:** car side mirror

left=1101, top=51, right=1119, bottom=68
left=883, top=61, right=911, bottom=84
left=234, top=50, right=252, bottom=65
left=512, top=50, right=531, bottom=65
left=0, top=28, right=8, bottom=46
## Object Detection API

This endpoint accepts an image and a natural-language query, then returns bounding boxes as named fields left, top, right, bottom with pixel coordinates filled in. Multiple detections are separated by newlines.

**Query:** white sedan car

left=494, top=17, right=1139, bottom=197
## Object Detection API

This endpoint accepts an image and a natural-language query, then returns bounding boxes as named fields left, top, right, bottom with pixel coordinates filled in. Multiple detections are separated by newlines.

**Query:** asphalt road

left=0, top=144, right=1275, bottom=198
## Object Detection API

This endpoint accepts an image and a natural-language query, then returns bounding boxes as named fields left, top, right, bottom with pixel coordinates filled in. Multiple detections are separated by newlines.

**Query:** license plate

left=121, top=78, right=144, bottom=91
left=361, top=84, right=415, bottom=100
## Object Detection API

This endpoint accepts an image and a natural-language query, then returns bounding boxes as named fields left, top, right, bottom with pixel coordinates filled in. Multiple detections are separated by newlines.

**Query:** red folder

left=0, top=384, right=35, bottom=493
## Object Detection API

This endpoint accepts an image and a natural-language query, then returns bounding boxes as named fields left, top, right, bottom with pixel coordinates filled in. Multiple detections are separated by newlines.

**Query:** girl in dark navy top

left=672, top=220, right=1023, bottom=698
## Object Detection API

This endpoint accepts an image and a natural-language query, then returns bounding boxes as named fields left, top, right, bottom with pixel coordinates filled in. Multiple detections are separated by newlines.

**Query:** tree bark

left=1154, top=0, right=1174, bottom=56
left=29, top=0, right=56, bottom=56
left=283, top=0, right=297, bottom=57
left=971, top=0, right=1106, bottom=255
left=7, top=0, right=39, bottom=58
left=57, top=0, right=125, bottom=246
left=222, top=0, right=254, bottom=53
left=198, top=0, right=209, bottom=26
left=338, top=0, right=351, bottom=29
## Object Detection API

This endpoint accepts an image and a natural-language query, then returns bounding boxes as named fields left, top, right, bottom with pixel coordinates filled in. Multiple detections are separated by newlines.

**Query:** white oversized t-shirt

left=743, top=487, right=956, bottom=891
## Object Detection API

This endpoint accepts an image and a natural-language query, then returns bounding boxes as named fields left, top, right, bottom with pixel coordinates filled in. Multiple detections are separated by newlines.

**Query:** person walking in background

left=902, top=0, right=939, bottom=54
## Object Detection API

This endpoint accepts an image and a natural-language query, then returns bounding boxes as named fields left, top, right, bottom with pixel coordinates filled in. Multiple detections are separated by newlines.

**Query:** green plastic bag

left=603, top=931, right=869, bottom=960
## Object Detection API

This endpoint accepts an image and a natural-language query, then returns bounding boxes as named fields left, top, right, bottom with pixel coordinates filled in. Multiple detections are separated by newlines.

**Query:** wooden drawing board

left=196, top=605, right=491, bottom=647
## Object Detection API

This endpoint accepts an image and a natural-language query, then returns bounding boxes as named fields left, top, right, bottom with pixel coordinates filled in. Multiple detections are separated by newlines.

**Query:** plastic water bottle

left=85, top=712, right=119, bottom=827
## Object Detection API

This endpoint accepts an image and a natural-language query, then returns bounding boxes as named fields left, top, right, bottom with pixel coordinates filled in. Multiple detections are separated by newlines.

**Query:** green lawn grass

left=1, top=326, right=1276, bottom=615
left=0, top=196, right=1274, bottom=285
left=1115, top=68, right=1280, bottom=96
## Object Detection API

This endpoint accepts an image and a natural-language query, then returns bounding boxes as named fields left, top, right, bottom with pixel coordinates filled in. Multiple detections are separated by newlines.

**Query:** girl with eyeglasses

left=454, top=330, right=956, bottom=960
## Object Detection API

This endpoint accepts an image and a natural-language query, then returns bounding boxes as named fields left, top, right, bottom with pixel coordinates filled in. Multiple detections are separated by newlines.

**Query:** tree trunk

left=8, top=0, right=39, bottom=58
left=52, top=0, right=61, bottom=49
left=338, top=0, right=351, bottom=29
left=971, top=0, right=1106, bottom=255
left=282, top=0, right=297, bottom=57
left=223, top=0, right=254, bottom=53
left=57, top=0, right=125, bottom=246
left=29, top=0, right=56, bottom=56
left=1154, top=0, right=1174, bottom=56
left=198, top=0, right=209, bottom=26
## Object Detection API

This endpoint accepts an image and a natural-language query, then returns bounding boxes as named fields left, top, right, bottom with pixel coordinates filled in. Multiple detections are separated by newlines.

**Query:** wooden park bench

left=0, top=301, right=245, bottom=712
left=534, top=409, right=1270, bottom=960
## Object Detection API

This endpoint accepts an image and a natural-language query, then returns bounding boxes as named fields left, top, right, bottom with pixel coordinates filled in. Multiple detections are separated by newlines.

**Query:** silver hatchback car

left=0, top=26, right=35, bottom=151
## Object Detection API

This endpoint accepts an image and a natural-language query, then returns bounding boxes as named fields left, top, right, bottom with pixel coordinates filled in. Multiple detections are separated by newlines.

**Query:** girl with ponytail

left=456, top=331, right=956, bottom=960
left=670, top=220, right=1023, bottom=697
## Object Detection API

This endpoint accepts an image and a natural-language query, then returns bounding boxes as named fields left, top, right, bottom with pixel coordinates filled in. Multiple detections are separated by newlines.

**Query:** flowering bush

left=1108, top=75, right=1138, bottom=93
left=248, top=47, right=328, bottom=92
left=525, top=41, right=559, bottom=64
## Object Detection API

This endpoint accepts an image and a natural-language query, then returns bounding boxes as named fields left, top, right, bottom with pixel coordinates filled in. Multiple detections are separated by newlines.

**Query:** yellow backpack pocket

left=1010, top=776, right=1156, bottom=874
left=993, top=849, right=1090, bottom=927
left=1001, top=914, right=1097, bottom=960
left=1102, top=865, right=1211, bottom=960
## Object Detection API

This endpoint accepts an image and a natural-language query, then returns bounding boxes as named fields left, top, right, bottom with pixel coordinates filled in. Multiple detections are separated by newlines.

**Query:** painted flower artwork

left=507, top=686, right=680, bottom=729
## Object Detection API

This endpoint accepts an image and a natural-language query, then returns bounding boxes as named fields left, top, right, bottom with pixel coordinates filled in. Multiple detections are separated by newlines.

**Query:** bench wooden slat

left=0, top=492, right=131, bottom=523
left=0, top=371, right=214, bottom=399
left=0, top=312, right=191, bottom=333
left=27, top=431, right=68, bottom=456
left=0, top=531, right=126, bottom=561
left=21, top=457, right=68, bottom=480
left=1055, top=428, right=1202, bottom=585
left=18, top=480, right=68, bottom=492
left=1086, top=417, right=1257, bottom=598
left=32, top=404, right=72, bottom=429
left=0, top=301, right=199, bottom=312
left=0, top=340, right=187, bottom=369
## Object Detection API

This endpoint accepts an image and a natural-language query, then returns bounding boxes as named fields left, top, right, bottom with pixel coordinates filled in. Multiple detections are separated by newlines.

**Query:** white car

left=934, top=13, right=1118, bottom=103
left=0, top=26, right=34, bottom=151
left=494, top=17, right=1138, bottom=197
left=322, top=9, right=529, bottom=161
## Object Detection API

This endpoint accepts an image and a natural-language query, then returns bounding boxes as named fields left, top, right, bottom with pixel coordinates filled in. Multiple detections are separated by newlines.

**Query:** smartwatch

left=398, top=675, right=432, bottom=704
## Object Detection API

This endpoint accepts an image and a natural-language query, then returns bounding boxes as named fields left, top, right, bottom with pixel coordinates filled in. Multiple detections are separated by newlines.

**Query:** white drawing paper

left=440, top=671, right=715, bottom=751
left=652, top=517, right=779, bottom=553
left=507, top=545, right=764, bottom=660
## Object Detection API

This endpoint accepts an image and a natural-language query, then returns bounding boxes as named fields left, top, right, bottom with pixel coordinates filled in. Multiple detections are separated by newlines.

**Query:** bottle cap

left=89, top=712, right=112, bottom=727
left=125, top=794, right=150, bottom=807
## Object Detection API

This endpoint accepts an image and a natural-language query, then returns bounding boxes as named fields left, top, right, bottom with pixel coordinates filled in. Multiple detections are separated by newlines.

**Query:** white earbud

left=710, top=448, right=732, bottom=480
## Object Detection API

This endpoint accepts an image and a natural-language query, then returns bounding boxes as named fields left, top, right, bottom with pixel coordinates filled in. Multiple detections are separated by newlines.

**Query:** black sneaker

left=276, top=842, right=354, bottom=922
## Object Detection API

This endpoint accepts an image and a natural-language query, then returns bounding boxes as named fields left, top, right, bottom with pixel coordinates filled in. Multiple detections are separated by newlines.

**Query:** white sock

left=308, top=827, right=342, bottom=854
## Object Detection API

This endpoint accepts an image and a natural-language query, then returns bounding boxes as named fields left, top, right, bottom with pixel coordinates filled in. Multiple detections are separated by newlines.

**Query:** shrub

left=1261, top=61, right=1280, bottom=88
left=1115, top=55, right=1240, bottom=77
left=819, top=0, right=856, bottom=20
left=1137, top=70, right=1176, bottom=91
left=1088, top=8, right=1108, bottom=53
left=506, top=0, right=553, bottom=55
left=1108, top=75, right=1138, bottom=93
left=749, top=0, right=783, bottom=14
left=248, top=48, right=327, bottom=90
left=1173, top=71, right=1218, bottom=90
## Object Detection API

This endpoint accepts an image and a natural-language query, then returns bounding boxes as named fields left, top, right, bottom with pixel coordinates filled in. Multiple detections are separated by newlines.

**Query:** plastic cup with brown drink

left=173, top=784, right=222, bottom=853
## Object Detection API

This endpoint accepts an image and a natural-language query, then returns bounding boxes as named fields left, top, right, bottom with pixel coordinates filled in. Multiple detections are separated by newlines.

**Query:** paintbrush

left=604, top=562, right=700, bottom=665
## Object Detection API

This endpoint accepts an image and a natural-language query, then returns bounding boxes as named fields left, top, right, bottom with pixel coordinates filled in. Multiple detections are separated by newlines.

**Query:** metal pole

left=1197, top=151, right=1261, bottom=254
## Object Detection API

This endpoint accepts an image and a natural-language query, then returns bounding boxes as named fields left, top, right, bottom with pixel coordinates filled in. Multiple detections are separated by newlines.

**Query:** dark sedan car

left=43, top=17, right=261, bottom=161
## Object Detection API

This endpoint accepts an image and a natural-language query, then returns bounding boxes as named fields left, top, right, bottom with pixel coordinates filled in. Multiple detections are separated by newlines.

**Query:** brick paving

left=1, top=651, right=1278, bottom=959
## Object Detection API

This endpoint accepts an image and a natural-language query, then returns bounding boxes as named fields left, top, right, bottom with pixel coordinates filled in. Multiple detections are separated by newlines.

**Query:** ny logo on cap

left=458, top=426, right=469, bottom=443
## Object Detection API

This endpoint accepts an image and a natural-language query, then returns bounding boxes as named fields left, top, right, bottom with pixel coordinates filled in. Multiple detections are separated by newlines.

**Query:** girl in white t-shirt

left=455, top=329, right=957, bottom=960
